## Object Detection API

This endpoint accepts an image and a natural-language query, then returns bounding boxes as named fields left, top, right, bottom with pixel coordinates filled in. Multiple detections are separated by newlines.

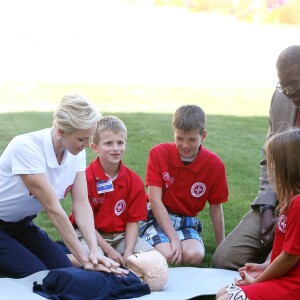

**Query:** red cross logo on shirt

left=115, top=199, right=126, bottom=216
left=91, top=197, right=104, bottom=206
left=278, top=214, right=287, bottom=233
left=191, top=182, right=206, bottom=198
left=163, top=172, right=174, bottom=184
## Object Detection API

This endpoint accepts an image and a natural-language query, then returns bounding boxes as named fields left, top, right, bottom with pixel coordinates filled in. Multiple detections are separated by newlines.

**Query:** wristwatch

left=259, top=205, right=275, bottom=215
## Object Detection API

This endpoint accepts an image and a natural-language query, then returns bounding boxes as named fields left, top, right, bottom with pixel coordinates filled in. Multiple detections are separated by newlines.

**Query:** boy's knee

left=154, top=244, right=170, bottom=261
left=183, top=248, right=205, bottom=265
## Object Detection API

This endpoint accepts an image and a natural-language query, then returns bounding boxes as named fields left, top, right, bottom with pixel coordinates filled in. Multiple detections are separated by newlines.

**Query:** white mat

left=0, top=268, right=238, bottom=300
left=0, top=270, right=49, bottom=300
left=122, top=267, right=239, bottom=300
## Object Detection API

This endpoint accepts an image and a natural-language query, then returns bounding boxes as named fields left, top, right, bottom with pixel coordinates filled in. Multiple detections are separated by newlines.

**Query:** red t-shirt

left=70, top=158, right=148, bottom=233
left=241, top=195, right=300, bottom=299
left=146, top=143, right=228, bottom=217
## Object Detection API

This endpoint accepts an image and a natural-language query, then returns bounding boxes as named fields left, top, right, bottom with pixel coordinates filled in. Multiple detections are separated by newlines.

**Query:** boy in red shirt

left=70, top=116, right=153, bottom=267
left=140, top=104, right=228, bottom=266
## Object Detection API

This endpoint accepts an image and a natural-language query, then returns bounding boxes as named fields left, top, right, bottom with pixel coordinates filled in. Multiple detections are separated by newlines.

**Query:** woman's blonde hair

left=53, top=94, right=101, bottom=132
left=266, top=128, right=300, bottom=215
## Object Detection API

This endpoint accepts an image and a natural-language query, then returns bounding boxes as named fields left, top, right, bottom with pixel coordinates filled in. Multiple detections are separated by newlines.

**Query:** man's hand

left=259, top=210, right=277, bottom=248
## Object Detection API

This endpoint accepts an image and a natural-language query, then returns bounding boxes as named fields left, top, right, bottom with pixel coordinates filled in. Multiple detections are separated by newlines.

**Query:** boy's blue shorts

left=139, top=211, right=203, bottom=246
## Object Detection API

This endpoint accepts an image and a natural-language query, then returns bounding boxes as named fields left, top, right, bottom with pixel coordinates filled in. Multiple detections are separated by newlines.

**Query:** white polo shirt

left=0, top=128, right=86, bottom=222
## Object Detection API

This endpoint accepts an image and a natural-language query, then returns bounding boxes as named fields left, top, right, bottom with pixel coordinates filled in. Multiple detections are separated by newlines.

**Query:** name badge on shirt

left=96, top=180, right=114, bottom=194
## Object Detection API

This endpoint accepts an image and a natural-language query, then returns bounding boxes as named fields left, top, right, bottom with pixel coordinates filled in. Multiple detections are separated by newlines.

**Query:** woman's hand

left=82, top=252, right=112, bottom=272
left=89, top=252, right=129, bottom=274
left=83, top=261, right=128, bottom=275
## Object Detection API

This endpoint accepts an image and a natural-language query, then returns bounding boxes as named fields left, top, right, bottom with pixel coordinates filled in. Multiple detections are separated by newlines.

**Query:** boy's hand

left=123, top=249, right=133, bottom=263
left=106, top=248, right=126, bottom=267
left=168, top=240, right=182, bottom=265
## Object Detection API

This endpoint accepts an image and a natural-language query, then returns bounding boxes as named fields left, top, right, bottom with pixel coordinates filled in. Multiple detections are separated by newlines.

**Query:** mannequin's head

left=126, top=250, right=169, bottom=291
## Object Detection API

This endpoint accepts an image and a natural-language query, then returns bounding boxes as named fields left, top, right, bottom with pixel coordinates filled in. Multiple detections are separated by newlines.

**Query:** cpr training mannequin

left=33, top=250, right=168, bottom=299
left=126, top=250, right=169, bottom=291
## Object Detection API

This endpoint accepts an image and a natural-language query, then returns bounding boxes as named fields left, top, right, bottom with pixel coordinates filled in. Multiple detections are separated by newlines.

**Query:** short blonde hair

left=93, top=116, right=127, bottom=144
left=172, top=104, right=206, bottom=135
left=53, top=94, right=101, bottom=132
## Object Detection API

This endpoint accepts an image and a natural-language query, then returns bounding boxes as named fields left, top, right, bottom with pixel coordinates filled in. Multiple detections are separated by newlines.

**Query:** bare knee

left=216, top=293, right=230, bottom=300
left=216, top=286, right=229, bottom=300
left=182, top=247, right=205, bottom=265
left=154, top=244, right=170, bottom=261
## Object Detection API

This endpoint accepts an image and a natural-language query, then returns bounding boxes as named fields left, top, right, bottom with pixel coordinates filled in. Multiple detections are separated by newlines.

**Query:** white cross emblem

left=191, top=182, right=206, bottom=198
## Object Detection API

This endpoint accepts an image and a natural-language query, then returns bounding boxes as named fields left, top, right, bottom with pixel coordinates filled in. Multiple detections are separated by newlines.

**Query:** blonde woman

left=0, top=94, right=122, bottom=278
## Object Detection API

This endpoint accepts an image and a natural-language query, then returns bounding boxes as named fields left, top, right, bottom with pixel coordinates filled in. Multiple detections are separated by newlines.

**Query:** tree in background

left=154, top=0, right=300, bottom=24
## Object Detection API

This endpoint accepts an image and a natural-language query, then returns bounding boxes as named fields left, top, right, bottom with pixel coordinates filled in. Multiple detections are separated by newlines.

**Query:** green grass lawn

left=0, top=83, right=271, bottom=299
